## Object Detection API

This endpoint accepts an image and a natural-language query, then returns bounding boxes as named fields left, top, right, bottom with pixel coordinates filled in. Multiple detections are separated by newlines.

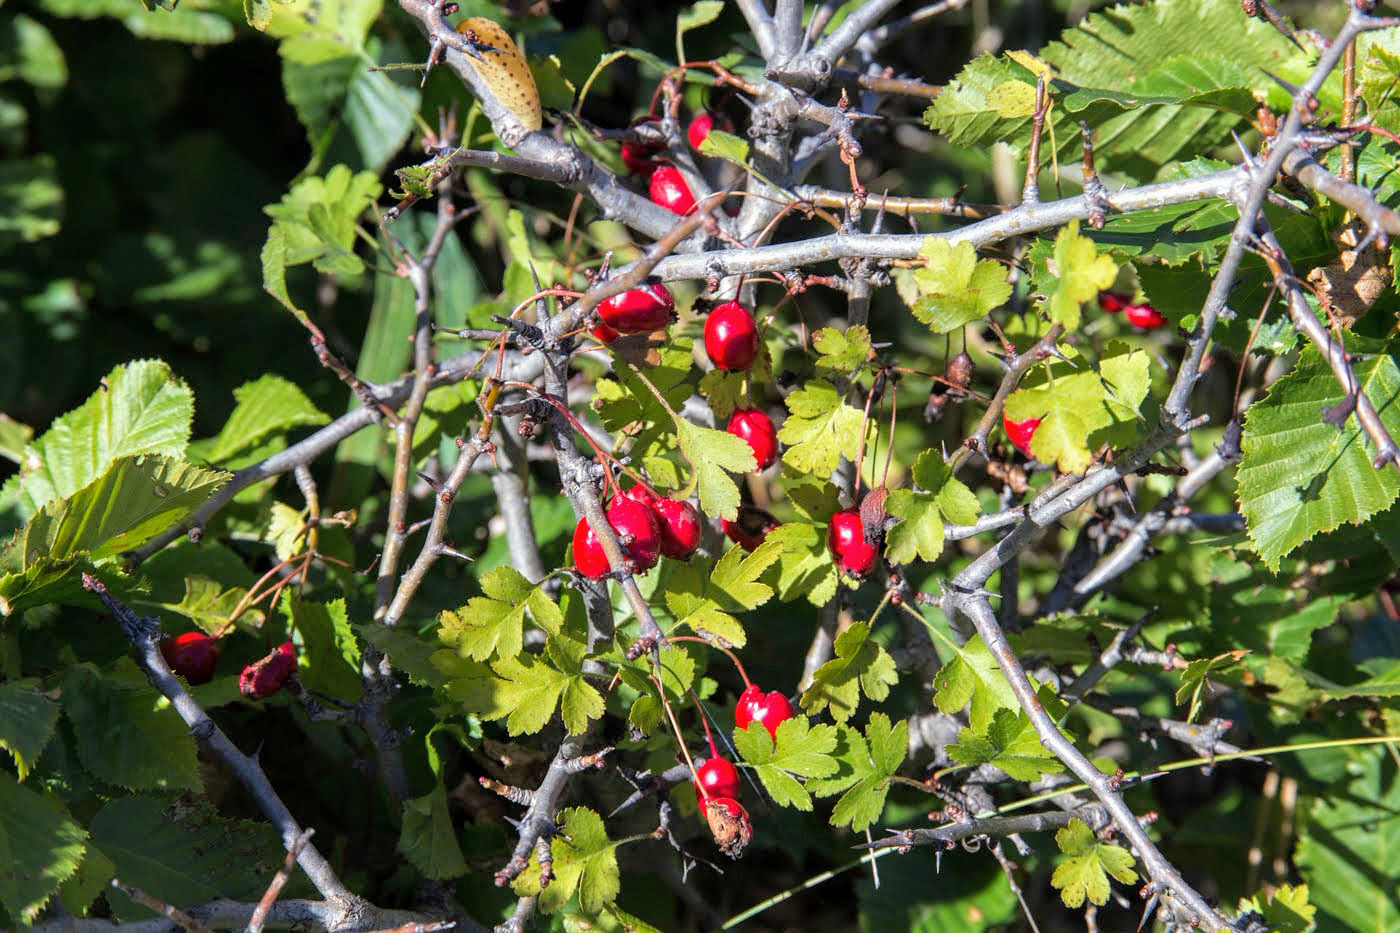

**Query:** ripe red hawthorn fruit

left=650, top=165, right=697, bottom=215
left=623, top=486, right=702, bottom=560
left=1003, top=414, right=1042, bottom=459
left=727, top=408, right=778, bottom=470
left=694, top=755, right=742, bottom=806
left=704, top=796, right=753, bottom=858
left=704, top=301, right=760, bottom=372
left=688, top=112, right=732, bottom=150
left=239, top=641, right=296, bottom=700
left=827, top=509, right=879, bottom=578
left=594, top=283, right=674, bottom=341
left=1097, top=291, right=1132, bottom=313
left=735, top=684, right=793, bottom=741
left=160, top=632, right=220, bottom=685
left=1124, top=302, right=1168, bottom=330
left=572, top=497, right=663, bottom=579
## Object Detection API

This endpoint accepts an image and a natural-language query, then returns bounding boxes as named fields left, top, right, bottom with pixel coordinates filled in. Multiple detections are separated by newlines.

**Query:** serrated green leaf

left=778, top=382, right=869, bottom=478
left=1175, top=650, right=1247, bottom=723
left=932, top=633, right=1020, bottom=732
left=885, top=450, right=980, bottom=564
left=262, top=165, right=380, bottom=285
left=813, top=326, right=872, bottom=372
left=1051, top=818, right=1138, bottom=908
left=1237, top=339, right=1400, bottom=571
left=699, top=368, right=746, bottom=422
left=195, top=375, right=329, bottom=464
left=806, top=714, right=908, bottom=831
left=0, top=682, right=59, bottom=780
left=516, top=807, right=621, bottom=914
left=3, top=361, right=194, bottom=519
left=801, top=620, right=898, bottom=722
left=732, top=716, right=839, bottom=811
left=1043, top=220, right=1118, bottom=330
left=709, top=537, right=782, bottom=610
left=398, top=783, right=466, bottom=879
left=63, top=666, right=201, bottom=791
left=767, top=522, right=839, bottom=607
left=439, top=566, right=562, bottom=663
left=697, top=128, right=749, bottom=165
left=674, top=418, right=754, bottom=521
left=288, top=596, right=361, bottom=702
left=909, top=238, right=1012, bottom=333
left=90, top=796, right=281, bottom=921
left=485, top=635, right=603, bottom=737
left=946, top=707, right=1063, bottom=782
left=0, top=771, right=86, bottom=922
left=1237, top=883, right=1317, bottom=933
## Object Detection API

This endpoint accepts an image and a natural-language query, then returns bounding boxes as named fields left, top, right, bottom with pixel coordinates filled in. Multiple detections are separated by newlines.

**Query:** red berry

left=735, top=684, right=793, bottom=741
left=1124, top=302, right=1167, bottom=330
left=722, top=518, right=767, bottom=551
left=828, top=509, right=879, bottom=578
left=704, top=301, right=760, bottom=372
left=702, top=795, right=753, bottom=858
left=689, top=112, right=734, bottom=150
left=572, top=497, right=664, bottom=579
left=239, top=641, right=296, bottom=700
left=1097, top=291, right=1132, bottom=313
left=727, top=408, right=778, bottom=471
left=1003, top=414, right=1042, bottom=459
left=160, top=632, right=220, bottom=685
left=694, top=755, right=741, bottom=806
left=652, top=497, right=702, bottom=560
left=597, top=283, right=674, bottom=336
left=649, top=165, right=697, bottom=215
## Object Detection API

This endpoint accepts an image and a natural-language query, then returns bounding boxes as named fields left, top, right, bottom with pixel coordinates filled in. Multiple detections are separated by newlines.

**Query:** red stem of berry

left=666, top=635, right=753, bottom=689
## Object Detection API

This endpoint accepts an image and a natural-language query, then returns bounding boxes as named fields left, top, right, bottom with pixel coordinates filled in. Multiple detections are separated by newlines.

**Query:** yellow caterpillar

left=455, top=18, right=542, bottom=133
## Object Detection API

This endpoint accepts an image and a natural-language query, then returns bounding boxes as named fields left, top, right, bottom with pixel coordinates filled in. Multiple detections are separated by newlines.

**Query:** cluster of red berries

left=621, top=112, right=732, bottom=216
left=159, top=632, right=299, bottom=700
left=573, top=485, right=702, bottom=579
left=1098, top=291, right=1167, bottom=330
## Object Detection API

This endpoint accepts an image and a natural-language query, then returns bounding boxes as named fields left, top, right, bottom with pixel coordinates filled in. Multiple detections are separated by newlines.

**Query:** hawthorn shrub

left=3, top=0, right=1400, bottom=931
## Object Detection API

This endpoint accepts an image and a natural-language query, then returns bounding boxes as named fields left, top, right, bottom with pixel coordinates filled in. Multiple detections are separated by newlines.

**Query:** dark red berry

left=722, top=519, right=765, bottom=551
left=160, top=632, right=220, bottom=685
left=1003, top=414, right=1042, bottom=459
left=650, top=165, right=697, bottom=215
left=652, top=497, right=702, bottom=560
left=727, top=408, right=778, bottom=470
left=704, top=301, right=760, bottom=372
left=735, top=684, right=793, bottom=741
left=1124, top=302, right=1167, bottom=330
left=1097, top=291, right=1132, bottom=313
left=239, top=641, right=296, bottom=700
left=694, top=755, right=741, bottom=806
left=572, top=497, right=664, bottom=579
left=622, top=115, right=664, bottom=177
left=687, top=112, right=731, bottom=150
left=597, top=283, right=674, bottom=336
left=828, top=509, right=878, bottom=578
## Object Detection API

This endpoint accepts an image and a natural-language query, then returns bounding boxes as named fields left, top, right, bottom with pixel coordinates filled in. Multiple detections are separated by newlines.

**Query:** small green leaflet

left=908, top=238, right=1012, bottom=333
left=398, top=783, right=466, bottom=879
left=766, top=523, right=838, bottom=607
left=1237, top=883, right=1316, bottom=933
left=946, top=707, right=1063, bottom=782
left=1175, top=650, right=1247, bottom=723
left=806, top=714, right=909, bottom=832
left=514, top=807, right=621, bottom=914
left=801, top=620, right=898, bottom=722
left=1040, top=220, right=1118, bottom=329
left=1051, top=818, right=1138, bottom=908
left=812, top=325, right=872, bottom=373
left=674, top=418, right=755, bottom=522
left=1002, top=341, right=1152, bottom=473
left=885, top=450, right=980, bottom=564
left=664, top=539, right=783, bottom=648
left=732, top=717, right=839, bottom=811
left=483, top=633, right=603, bottom=736
left=621, top=644, right=697, bottom=734
left=0, top=682, right=59, bottom=780
left=288, top=596, right=362, bottom=702
left=697, top=128, right=750, bottom=165
left=778, top=382, right=870, bottom=478
left=932, top=632, right=1020, bottom=732
left=676, top=0, right=724, bottom=65
left=263, top=165, right=381, bottom=280
left=438, top=566, right=562, bottom=663
left=194, top=374, right=329, bottom=465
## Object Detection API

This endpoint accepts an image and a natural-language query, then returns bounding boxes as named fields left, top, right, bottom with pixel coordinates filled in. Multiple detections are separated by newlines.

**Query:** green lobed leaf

left=932, top=633, right=1020, bottom=732
left=63, top=666, right=201, bottom=792
left=908, top=238, right=1012, bottom=334
left=766, top=522, right=839, bottom=607
left=732, top=716, right=839, bottom=811
left=1051, top=818, right=1138, bottom=908
left=885, top=450, right=980, bottom=565
left=946, top=707, right=1063, bottom=782
left=1041, top=220, right=1118, bottom=330
left=1237, top=883, right=1317, bottom=933
left=2, top=360, right=194, bottom=519
left=813, top=326, right=872, bottom=373
left=262, top=165, right=381, bottom=281
left=801, top=620, right=898, bottom=722
left=807, top=714, right=909, bottom=832
left=0, top=682, right=59, bottom=780
left=778, top=382, right=870, bottom=478
left=516, top=807, right=621, bottom=915
left=1175, top=651, right=1247, bottom=723
left=439, top=566, right=562, bottom=663
left=289, top=596, right=362, bottom=702
left=1236, top=339, right=1400, bottom=571
left=194, top=375, right=329, bottom=465
left=0, top=771, right=87, bottom=923
left=674, top=418, right=755, bottom=521
left=398, top=783, right=467, bottom=879
left=484, top=634, right=603, bottom=736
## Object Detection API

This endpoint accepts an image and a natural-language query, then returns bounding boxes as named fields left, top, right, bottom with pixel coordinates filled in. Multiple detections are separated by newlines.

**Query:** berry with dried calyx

left=239, top=641, right=297, bottom=700
left=703, top=796, right=753, bottom=858
left=827, top=509, right=879, bottom=578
